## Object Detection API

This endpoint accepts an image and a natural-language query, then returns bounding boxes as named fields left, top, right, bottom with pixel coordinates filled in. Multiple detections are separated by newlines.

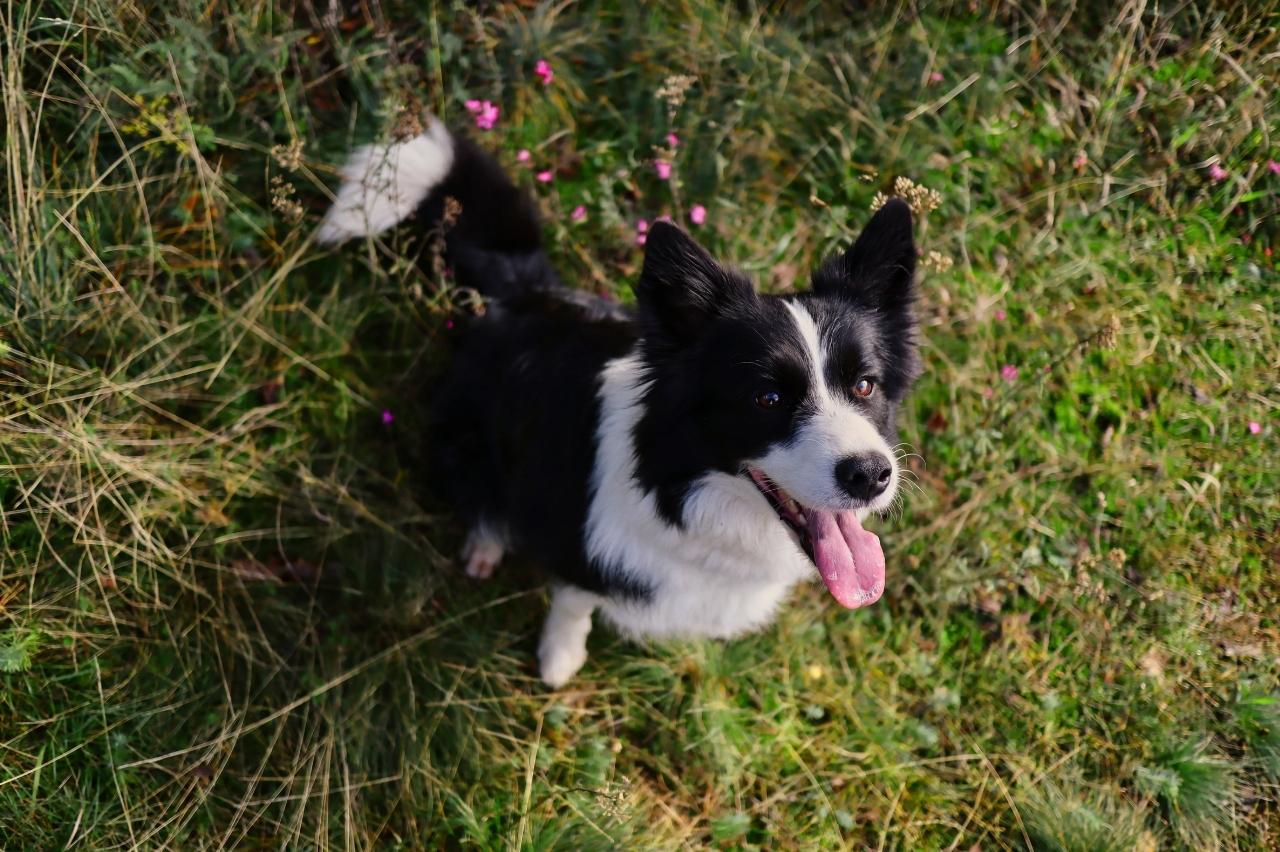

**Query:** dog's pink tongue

left=806, top=509, right=885, bottom=608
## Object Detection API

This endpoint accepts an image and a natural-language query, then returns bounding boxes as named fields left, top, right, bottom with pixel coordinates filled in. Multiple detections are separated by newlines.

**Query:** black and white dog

left=318, top=117, right=920, bottom=686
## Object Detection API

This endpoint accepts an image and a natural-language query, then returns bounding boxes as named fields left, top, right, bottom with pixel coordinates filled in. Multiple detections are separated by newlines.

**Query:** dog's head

left=632, top=200, right=920, bottom=607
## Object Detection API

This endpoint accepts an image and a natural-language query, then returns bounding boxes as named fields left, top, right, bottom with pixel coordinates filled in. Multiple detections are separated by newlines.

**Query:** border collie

left=318, top=116, right=920, bottom=686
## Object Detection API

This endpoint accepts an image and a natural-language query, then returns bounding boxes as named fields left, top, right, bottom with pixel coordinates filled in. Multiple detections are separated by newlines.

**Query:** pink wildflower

left=636, top=219, right=649, bottom=234
left=654, top=160, right=672, bottom=180
left=994, top=308, right=1007, bottom=321
left=666, top=132, right=680, bottom=148
left=636, top=233, right=647, bottom=246
left=471, top=101, right=500, bottom=130
left=570, top=205, right=587, bottom=222
left=689, top=204, right=707, bottom=226
left=535, top=170, right=553, bottom=183
left=928, top=71, right=943, bottom=84
left=516, top=149, right=531, bottom=163
left=464, top=99, right=482, bottom=112
left=1268, top=160, right=1280, bottom=175
left=381, top=409, right=394, bottom=425
left=534, top=59, right=554, bottom=85
left=1248, top=421, right=1262, bottom=435
left=1208, top=162, right=1227, bottom=182
left=982, top=387, right=995, bottom=399
left=1073, top=152, right=1088, bottom=170
left=1000, top=364, right=1018, bottom=383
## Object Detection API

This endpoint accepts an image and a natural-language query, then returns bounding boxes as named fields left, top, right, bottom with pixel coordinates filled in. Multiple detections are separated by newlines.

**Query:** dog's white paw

left=538, top=639, right=588, bottom=688
left=461, top=528, right=504, bottom=580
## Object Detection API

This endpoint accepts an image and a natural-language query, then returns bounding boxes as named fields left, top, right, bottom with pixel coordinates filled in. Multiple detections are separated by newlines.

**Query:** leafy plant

left=0, top=629, right=42, bottom=673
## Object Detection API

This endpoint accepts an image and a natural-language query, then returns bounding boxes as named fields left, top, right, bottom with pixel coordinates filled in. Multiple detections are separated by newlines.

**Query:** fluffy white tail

left=315, top=117, right=454, bottom=245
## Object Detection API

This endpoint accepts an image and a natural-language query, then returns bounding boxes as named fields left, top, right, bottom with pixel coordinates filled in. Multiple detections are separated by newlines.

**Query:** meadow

left=1, top=1, right=1278, bottom=847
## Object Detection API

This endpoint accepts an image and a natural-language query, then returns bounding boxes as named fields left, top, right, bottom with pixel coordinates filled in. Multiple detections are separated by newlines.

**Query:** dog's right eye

left=754, top=389, right=783, bottom=409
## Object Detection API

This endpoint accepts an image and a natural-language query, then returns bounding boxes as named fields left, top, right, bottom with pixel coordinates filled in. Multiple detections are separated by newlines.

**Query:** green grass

left=2, top=0, right=1278, bottom=847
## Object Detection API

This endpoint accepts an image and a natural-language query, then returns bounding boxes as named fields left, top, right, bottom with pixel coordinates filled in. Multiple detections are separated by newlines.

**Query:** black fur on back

left=420, top=129, right=645, bottom=598
left=430, top=295, right=649, bottom=598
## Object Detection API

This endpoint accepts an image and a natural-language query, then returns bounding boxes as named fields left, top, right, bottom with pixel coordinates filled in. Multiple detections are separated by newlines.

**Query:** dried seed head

left=441, top=196, right=462, bottom=229
left=426, top=196, right=465, bottom=283
left=392, top=106, right=426, bottom=142
left=655, top=74, right=697, bottom=112
left=270, top=139, right=304, bottom=171
left=870, top=176, right=942, bottom=217
left=893, top=176, right=943, bottom=215
left=923, top=250, right=954, bottom=273
left=270, top=176, right=303, bottom=222
left=1094, top=315, right=1121, bottom=350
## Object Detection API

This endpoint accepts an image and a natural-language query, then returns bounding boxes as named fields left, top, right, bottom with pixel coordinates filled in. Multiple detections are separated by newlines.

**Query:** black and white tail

left=316, top=115, right=558, bottom=300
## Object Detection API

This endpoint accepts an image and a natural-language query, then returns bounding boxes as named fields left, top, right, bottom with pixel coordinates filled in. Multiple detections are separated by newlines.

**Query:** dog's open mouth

left=745, top=467, right=886, bottom=609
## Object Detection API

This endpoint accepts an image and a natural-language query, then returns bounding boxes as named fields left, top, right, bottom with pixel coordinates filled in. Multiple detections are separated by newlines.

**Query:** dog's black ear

left=814, top=198, right=916, bottom=310
left=637, top=221, right=754, bottom=345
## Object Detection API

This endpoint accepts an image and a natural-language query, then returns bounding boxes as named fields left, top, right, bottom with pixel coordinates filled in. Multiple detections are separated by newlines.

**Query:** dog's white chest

left=597, top=557, right=807, bottom=640
left=585, top=353, right=815, bottom=641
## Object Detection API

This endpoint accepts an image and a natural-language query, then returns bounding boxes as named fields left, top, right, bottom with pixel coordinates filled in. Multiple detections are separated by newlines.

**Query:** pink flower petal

left=994, top=308, right=1007, bottom=321
left=636, top=233, right=647, bottom=246
left=1268, top=160, right=1280, bottom=175
left=1249, top=420, right=1262, bottom=434
left=381, top=409, right=394, bottom=425
left=666, top=132, right=680, bottom=148
left=473, top=101, right=500, bottom=130
left=534, top=59, right=554, bottom=85
left=636, top=218, right=649, bottom=233
left=928, top=71, right=943, bottom=84
left=654, top=160, right=672, bottom=180
left=536, top=170, right=553, bottom=183
left=516, top=149, right=531, bottom=163
left=464, top=99, right=482, bottom=112
left=1000, top=364, right=1018, bottom=383
left=689, top=204, right=707, bottom=226
left=1208, top=163, right=1227, bottom=182
left=570, top=205, right=587, bottom=222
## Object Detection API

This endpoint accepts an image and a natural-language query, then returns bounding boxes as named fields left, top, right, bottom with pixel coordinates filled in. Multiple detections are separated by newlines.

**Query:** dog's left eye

left=754, top=389, right=783, bottom=409
left=852, top=378, right=875, bottom=398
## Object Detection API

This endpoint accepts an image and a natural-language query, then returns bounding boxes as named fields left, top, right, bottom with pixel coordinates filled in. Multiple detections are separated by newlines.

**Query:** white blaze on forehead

left=753, top=300, right=896, bottom=511
left=782, top=300, right=832, bottom=403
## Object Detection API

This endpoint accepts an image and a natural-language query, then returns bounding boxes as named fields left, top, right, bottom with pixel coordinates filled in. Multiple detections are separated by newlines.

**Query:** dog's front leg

left=538, top=586, right=598, bottom=687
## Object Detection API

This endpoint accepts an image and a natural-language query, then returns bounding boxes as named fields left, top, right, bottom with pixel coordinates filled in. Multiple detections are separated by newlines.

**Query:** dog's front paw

left=461, top=528, right=505, bottom=580
left=538, top=640, right=588, bottom=688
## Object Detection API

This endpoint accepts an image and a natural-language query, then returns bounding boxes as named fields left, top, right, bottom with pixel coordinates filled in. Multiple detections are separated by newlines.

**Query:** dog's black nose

left=835, top=454, right=892, bottom=502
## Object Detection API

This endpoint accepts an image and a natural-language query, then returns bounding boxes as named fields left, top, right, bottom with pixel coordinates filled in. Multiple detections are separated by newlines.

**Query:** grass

left=1, top=0, right=1278, bottom=847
